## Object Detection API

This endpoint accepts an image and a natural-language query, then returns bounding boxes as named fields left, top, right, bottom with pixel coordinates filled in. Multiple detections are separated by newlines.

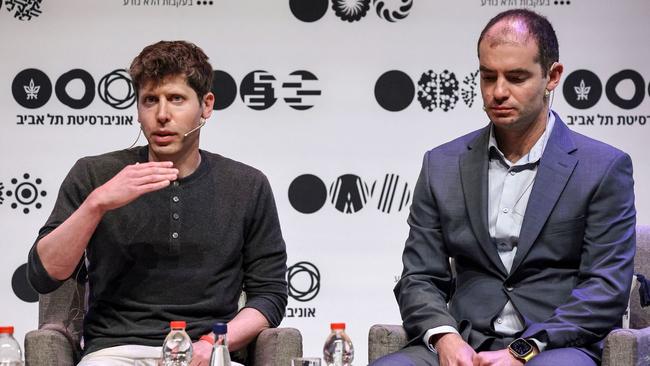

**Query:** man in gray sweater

left=27, top=40, right=288, bottom=365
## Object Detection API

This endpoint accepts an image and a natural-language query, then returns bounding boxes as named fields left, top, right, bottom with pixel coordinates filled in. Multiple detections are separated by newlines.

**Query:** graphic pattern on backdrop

left=1, top=1, right=649, bottom=363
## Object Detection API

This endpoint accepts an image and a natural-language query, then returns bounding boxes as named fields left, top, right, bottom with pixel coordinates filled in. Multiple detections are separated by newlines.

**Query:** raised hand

left=36, top=161, right=178, bottom=280
left=88, top=161, right=178, bottom=213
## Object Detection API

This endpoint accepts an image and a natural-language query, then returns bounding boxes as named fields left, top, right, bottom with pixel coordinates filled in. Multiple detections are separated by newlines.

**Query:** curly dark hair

left=477, top=9, right=559, bottom=77
left=129, top=40, right=213, bottom=99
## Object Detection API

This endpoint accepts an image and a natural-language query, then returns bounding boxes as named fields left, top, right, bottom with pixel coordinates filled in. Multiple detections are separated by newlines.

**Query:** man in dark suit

left=371, top=9, right=636, bottom=366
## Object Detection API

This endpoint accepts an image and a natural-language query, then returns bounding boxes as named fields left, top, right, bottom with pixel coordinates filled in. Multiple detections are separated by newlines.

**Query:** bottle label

left=334, top=340, right=343, bottom=365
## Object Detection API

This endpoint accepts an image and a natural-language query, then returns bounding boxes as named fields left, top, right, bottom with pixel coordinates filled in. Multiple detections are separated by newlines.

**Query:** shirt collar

left=488, top=110, right=556, bottom=167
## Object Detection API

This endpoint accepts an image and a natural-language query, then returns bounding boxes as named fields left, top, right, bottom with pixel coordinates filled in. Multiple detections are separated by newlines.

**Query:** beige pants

left=78, top=344, right=244, bottom=366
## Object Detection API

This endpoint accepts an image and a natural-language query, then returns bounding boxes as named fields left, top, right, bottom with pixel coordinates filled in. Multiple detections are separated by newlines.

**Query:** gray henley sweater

left=27, top=146, right=288, bottom=355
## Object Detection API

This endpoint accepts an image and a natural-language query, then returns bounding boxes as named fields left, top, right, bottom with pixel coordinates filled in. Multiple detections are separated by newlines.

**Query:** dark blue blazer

left=395, top=114, right=636, bottom=358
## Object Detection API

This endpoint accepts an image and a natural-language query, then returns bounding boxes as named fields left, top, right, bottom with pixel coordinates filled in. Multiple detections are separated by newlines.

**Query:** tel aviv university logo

left=286, top=261, right=320, bottom=318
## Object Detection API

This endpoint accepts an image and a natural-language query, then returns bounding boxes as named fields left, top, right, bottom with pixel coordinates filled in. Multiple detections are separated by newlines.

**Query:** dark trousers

left=369, top=341, right=598, bottom=366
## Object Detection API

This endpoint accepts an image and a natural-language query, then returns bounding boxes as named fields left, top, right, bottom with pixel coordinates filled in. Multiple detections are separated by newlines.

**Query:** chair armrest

left=368, top=324, right=408, bottom=364
left=24, top=328, right=76, bottom=366
left=251, top=327, right=302, bottom=366
left=602, top=327, right=650, bottom=366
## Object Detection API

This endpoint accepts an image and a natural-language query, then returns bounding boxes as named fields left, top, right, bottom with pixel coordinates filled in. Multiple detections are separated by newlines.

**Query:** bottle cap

left=170, top=321, right=186, bottom=329
left=212, top=322, right=228, bottom=335
left=330, top=323, right=346, bottom=330
left=0, top=326, right=14, bottom=334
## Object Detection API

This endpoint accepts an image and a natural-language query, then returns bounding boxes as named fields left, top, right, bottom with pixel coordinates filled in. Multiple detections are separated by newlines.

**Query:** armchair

left=24, top=279, right=302, bottom=366
left=368, top=225, right=650, bottom=366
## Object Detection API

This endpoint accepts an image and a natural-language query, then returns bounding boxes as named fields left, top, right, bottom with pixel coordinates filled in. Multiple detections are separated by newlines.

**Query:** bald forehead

left=481, top=18, right=535, bottom=49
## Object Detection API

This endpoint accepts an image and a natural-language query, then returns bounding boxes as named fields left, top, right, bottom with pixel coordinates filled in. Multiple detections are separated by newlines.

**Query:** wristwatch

left=507, top=338, right=537, bottom=363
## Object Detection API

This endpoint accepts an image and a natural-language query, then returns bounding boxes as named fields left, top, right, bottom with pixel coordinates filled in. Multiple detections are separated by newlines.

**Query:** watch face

left=510, top=338, right=533, bottom=356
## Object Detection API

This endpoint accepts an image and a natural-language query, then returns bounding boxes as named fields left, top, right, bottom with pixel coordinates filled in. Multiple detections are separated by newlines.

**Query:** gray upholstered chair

left=24, top=279, right=302, bottom=366
left=368, top=225, right=650, bottom=366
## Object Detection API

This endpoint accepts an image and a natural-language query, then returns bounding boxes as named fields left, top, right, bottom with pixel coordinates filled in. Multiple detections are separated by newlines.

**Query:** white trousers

left=78, top=344, right=244, bottom=366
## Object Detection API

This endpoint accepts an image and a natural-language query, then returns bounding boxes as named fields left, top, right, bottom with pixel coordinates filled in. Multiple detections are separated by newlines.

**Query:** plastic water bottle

left=323, top=322, right=353, bottom=366
left=0, top=326, right=23, bottom=366
left=209, top=323, right=231, bottom=366
left=162, top=321, right=193, bottom=366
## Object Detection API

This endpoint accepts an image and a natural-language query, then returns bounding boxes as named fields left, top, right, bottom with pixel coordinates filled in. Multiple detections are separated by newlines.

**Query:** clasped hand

left=435, top=333, right=524, bottom=366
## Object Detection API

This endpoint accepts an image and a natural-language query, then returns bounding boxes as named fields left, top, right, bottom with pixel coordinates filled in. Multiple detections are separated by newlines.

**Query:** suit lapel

left=510, top=116, right=578, bottom=274
left=460, top=126, right=508, bottom=275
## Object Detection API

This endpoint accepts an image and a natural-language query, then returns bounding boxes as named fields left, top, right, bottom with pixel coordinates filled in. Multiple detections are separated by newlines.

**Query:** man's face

left=137, top=74, right=214, bottom=161
left=478, top=26, right=551, bottom=132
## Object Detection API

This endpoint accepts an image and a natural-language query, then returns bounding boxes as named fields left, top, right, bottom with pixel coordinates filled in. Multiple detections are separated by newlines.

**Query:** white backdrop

left=1, top=1, right=649, bottom=364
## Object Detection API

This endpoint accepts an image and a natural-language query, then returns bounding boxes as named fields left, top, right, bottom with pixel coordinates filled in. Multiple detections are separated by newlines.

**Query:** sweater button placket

left=170, top=183, right=182, bottom=253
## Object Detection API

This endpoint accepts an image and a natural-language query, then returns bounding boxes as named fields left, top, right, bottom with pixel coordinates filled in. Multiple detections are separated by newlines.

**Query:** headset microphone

left=183, top=118, right=206, bottom=137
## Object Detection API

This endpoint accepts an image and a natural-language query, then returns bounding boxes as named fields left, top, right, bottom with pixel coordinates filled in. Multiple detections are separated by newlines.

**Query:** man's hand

left=88, top=161, right=178, bottom=213
left=35, top=161, right=178, bottom=281
left=226, top=307, right=270, bottom=351
left=472, top=349, right=523, bottom=366
left=433, top=333, right=476, bottom=366
left=189, top=339, right=213, bottom=366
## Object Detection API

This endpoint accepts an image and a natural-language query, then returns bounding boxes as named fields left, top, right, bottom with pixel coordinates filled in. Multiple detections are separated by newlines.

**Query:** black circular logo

left=290, top=0, right=328, bottom=22
left=240, top=70, right=277, bottom=110
left=563, top=69, right=602, bottom=109
left=5, top=0, right=43, bottom=21
left=55, top=69, right=96, bottom=109
left=97, top=69, right=136, bottom=110
left=287, top=261, right=320, bottom=302
left=605, top=69, right=646, bottom=110
left=373, top=0, right=413, bottom=22
left=12, top=263, right=39, bottom=303
left=283, top=70, right=321, bottom=110
left=7, top=173, right=47, bottom=214
left=288, top=174, right=327, bottom=214
left=212, top=70, right=238, bottom=110
left=329, top=174, right=372, bottom=214
left=376, top=173, right=411, bottom=213
left=12, top=68, right=52, bottom=109
left=16, top=181, right=39, bottom=205
left=332, top=0, right=370, bottom=22
left=417, top=70, right=460, bottom=112
left=375, top=70, right=414, bottom=112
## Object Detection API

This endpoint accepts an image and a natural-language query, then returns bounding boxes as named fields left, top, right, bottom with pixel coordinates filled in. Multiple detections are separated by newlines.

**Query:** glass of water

left=291, top=357, right=321, bottom=366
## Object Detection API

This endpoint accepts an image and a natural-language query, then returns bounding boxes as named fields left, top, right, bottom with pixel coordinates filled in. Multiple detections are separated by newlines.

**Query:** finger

left=131, top=161, right=174, bottom=168
left=123, top=162, right=175, bottom=176
left=472, top=354, right=482, bottom=366
left=126, top=170, right=178, bottom=184
left=129, top=165, right=179, bottom=177
left=136, top=179, right=172, bottom=194
left=132, top=173, right=178, bottom=186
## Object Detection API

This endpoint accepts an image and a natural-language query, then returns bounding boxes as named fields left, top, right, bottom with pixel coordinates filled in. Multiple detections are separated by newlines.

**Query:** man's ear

left=546, top=62, right=564, bottom=92
left=202, top=92, right=215, bottom=119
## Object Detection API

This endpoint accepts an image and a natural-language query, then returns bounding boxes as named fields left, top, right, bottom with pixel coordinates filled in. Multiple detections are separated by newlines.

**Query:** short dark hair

left=129, top=40, right=213, bottom=99
left=477, top=9, right=559, bottom=76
